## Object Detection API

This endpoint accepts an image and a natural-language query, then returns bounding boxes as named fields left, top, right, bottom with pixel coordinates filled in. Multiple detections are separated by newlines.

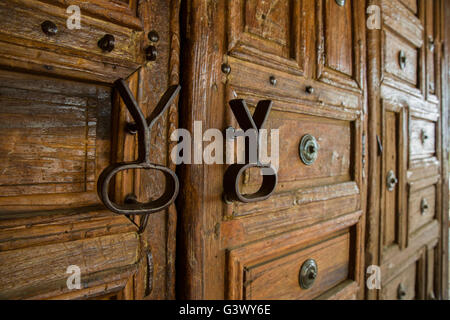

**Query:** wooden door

left=178, top=0, right=367, bottom=299
left=0, top=0, right=180, bottom=299
left=366, top=0, right=448, bottom=300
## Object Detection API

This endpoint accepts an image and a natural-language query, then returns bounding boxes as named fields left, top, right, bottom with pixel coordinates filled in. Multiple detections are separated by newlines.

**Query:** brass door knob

left=397, top=283, right=407, bottom=300
left=421, top=198, right=429, bottom=215
left=420, top=129, right=429, bottom=144
left=428, top=36, right=435, bottom=52
left=386, top=170, right=398, bottom=191
left=399, top=51, right=407, bottom=70
left=299, top=259, right=318, bottom=290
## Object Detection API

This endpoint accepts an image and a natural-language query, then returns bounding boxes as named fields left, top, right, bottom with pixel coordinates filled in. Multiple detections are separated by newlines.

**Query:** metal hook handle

left=97, top=80, right=181, bottom=226
left=223, top=99, right=278, bottom=203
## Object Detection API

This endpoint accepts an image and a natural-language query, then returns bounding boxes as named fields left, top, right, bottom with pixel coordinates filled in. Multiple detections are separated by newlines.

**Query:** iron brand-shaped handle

left=223, top=99, right=278, bottom=203
left=97, top=79, right=180, bottom=231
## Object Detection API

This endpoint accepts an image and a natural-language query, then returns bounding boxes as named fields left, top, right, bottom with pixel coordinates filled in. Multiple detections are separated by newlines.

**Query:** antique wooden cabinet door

left=178, top=0, right=368, bottom=299
left=365, top=0, right=448, bottom=300
left=0, top=0, right=180, bottom=299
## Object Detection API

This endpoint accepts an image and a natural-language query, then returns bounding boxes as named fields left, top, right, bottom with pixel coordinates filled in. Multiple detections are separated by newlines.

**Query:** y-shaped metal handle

left=223, top=99, right=278, bottom=203
left=97, top=79, right=180, bottom=231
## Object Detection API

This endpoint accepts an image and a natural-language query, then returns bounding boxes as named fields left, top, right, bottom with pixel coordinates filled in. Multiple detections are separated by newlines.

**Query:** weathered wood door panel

left=366, top=0, right=448, bottom=300
left=178, top=0, right=367, bottom=300
left=0, top=0, right=448, bottom=301
left=0, top=0, right=180, bottom=299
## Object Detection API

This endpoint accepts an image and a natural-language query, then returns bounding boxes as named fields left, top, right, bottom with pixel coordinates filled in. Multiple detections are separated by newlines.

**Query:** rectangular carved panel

left=399, top=0, right=418, bottom=14
left=242, top=110, right=352, bottom=194
left=228, top=0, right=303, bottom=74
left=408, top=184, right=436, bottom=235
left=0, top=0, right=143, bottom=83
left=317, top=0, right=363, bottom=90
left=381, top=260, right=417, bottom=300
left=381, top=102, right=407, bottom=253
left=244, top=232, right=350, bottom=300
left=409, top=117, right=436, bottom=161
left=0, top=232, right=138, bottom=299
left=0, top=71, right=108, bottom=197
left=425, top=0, right=436, bottom=96
left=324, top=0, right=353, bottom=76
left=244, top=0, right=290, bottom=46
left=383, top=111, right=399, bottom=247
left=384, top=30, right=419, bottom=87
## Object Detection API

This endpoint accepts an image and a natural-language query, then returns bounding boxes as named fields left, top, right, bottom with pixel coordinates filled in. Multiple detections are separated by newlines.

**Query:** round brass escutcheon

left=299, top=134, right=319, bottom=166
left=299, top=259, right=318, bottom=290
left=335, top=0, right=346, bottom=6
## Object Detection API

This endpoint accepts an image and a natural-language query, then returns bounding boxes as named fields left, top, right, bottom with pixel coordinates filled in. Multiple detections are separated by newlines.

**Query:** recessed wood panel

left=324, top=0, right=353, bottom=76
left=0, top=0, right=143, bottom=83
left=381, top=260, right=417, bottom=300
left=408, top=185, right=436, bottom=235
left=244, top=0, right=290, bottom=46
left=228, top=0, right=303, bottom=74
left=409, top=118, right=436, bottom=160
left=242, top=110, right=352, bottom=194
left=0, top=71, right=108, bottom=197
left=0, top=232, right=138, bottom=299
left=384, top=30, right=419, bottom=87
left=244, top=232, right=350, bottom=300
left=425, top=0, right=437, bottom=96
left=399, top=0, right=418, bottom=14
left=383, top=111, right=399, bottom=248
left=316, top=0, right=363, bottom=90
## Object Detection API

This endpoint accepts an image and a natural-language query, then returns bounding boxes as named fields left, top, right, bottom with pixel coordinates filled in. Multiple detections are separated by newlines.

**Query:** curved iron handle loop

left=223, top=99, right=278, bottom=203
left=97, top=79, right=180, bottom=217
left=224, top=163, right=277, bottom=203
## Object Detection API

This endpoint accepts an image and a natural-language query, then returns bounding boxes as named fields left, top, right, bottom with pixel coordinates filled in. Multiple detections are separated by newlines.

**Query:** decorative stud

left=146, top=45, right=158, bottom=61
left=98, top=34, right=115, bottom=52
left=148, top=30, right=160, bottom=43
left=41, top=21, right=58, bottom=36
left=269, top=76, right=277, bottom=86
left=221, top=63, right=231, bottom=74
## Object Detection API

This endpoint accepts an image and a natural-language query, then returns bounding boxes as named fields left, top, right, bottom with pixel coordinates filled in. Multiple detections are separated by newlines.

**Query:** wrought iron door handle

left=223, top=99, right=278, bottom=203
left=97, top=79, right=180, bottom=226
